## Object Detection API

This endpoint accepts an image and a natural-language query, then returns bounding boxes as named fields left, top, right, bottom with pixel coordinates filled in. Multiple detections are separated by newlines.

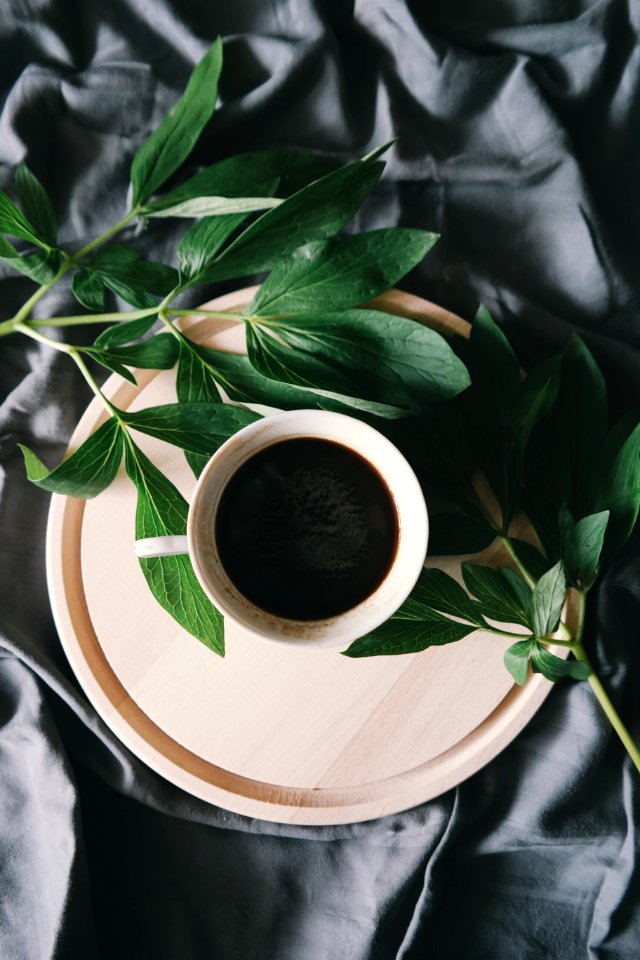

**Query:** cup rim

left=187, top=410, right=429, bottom=649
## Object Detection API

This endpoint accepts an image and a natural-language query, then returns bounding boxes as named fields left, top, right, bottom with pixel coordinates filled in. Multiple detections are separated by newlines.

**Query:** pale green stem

left=11, top=254, right=74, bottom=326
left=15, top=322, right=116, bottom=419
left=20, top=306, right=160, bottom=328
left=168, top=308, right=247, bottom=321
left=71, top=210, right=137, bottom=262
left=499, top=534, right=536, bottom=588
left=569, top=591, right=640, bottom=773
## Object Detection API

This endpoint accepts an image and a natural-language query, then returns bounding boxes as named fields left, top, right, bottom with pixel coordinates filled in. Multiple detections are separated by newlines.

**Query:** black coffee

left=215, top=438, right=399, bottom=621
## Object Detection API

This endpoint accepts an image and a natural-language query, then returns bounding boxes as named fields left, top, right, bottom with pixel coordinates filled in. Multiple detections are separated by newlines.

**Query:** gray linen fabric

left=1, top=1, right=639, bottom=957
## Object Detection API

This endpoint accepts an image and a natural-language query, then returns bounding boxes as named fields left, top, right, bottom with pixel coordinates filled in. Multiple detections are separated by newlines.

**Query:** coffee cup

left=134, top=410, right=428, bottom=648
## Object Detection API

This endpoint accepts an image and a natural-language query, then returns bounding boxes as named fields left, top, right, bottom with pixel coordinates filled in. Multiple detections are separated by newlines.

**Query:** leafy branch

left=3, top=39, right=639, bottom=774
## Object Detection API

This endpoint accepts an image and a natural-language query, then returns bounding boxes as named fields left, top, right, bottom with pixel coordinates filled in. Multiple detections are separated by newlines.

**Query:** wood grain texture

left=46, top=287, right=561, bottom=824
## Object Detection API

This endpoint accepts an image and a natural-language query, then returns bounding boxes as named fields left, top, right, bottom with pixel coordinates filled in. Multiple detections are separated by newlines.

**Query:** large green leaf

left=88, top=245, right=178, bottom=296
left=248, top=229, right=438, bottom=316
left=86, top=333, right=179, bottom=381
left=177, top=212, right=250, bottom=284
left=531, top=645, right=590, bottom=682
left=504, top=638, right=536, bottom=685
left=144, top=148, right=340, bottom=213
left=130, top=38, right=223, bottom=207
left=93, top=315, right=159, bottom=348
left=597, top=422, right=640, bottom=558
left=247, top=308, right=470, bottom=406
left=199, top=156, right=386, bottom=283
left=562, top=510, right=609, bottom=589
left=72, top=269, right=105, bottom=311
left=0, top=192, right=47, bottom=248
left=408, top=567, right=486, bottom=626
left=19, top=418, right=124, bottom=498
left=467, top=305, right=520, bottom=426
left=344, top=608, right=476, bottom=658
left=0, top=235, right=59, bottom=283
left=461, top=563, right=533, bottom=628
left=531, top=561, right=566, bottom=637
left=122, top=401, right=260, bottom=455
left=15, top=162, right=57, bottom=246
left=177, top=340, right=409, bottom=422
left=124, top=441, right=224, bottom=654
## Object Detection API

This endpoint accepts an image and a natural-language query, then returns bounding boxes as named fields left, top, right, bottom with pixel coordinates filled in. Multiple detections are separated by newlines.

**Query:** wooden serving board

left=47, top=287, right=558, bottom=825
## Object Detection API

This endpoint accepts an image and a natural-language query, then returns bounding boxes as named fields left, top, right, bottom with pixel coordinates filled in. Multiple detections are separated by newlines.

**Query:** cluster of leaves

left=6, top=39, right=470, bottom=655
left=345, top=307, right=640, bottom=683
left=345, top=560, right=590, bottom=684
left=7, top=39, right=639, bottom=689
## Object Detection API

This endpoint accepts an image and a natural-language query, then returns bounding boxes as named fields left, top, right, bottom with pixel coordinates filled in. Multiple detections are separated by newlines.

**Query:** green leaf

left=517, top=357, right=561, bottom=448
left=504, top=638, right=536, bottom=685
left=15, top=162, right=57, bottom=246
left=200, top=156, right=385, bottom=283
left=596, top=421, right=640, bottom=557
left=175, top=342, right=225, bottom=475
left=83, top=349, right=137, bottom=384
left=468, top=304, right=520, bottom=426
left=122, top=401, right=260, bottom=455
left=0, top=235, right=59, bottom=283
left=178, top=340, right=409, bottom=423
left=85, top=334, right=178, bottom=384
left=247, top=308, right=470, bottom=406
left=531, top=560, right=566, bottom=636
left=131, top=38, right=224, bottom=207
left=563, top=335, right=608, bottom=515
left=572, top=511, right=609, bottom=588
left=463, top=306, right=524, bottom=528
left=0, top=191, right=47, bottom=248
left=427, top=512, right=497, bottom=556
left=408, top=567, right=486, bottom=625
left=93, top=315, right=158, bottom=348
left=95, top=333, right=178, bottom=369
left=124, top=441, right=224, bottom=654
left=557, top=503, right=577, bottom=579
left=461, top=562, right=533, bottom=628
left=103, top=276, right=157, bottom=310
left=19, top=418, right=124, bottom=497
left=248, top=229, right=439, bottom=316
left=178, top=211, right=249, bottom=283
left=344, top=609, right=476, bottom=658
left=72, top=269, right=105, bottom=311
left=530, top=645, right=591, bottom=682
left=88, top=246, right=178, bottom=297
left=146, top=148, right=340, bottom=213
left=146, top=195, right=282, bottom=218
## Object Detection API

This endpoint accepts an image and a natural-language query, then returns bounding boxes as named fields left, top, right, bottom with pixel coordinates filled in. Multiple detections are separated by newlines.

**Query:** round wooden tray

left=47, top=287, right=557, bottom=825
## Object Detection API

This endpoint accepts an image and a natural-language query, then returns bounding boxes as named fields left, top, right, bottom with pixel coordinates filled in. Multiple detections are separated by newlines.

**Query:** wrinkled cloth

left=1, top=2, right=639, bottom=958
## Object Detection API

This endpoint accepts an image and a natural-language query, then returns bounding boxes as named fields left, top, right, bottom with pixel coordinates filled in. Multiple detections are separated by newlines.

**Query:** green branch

left=569, top=591, right=640, bottom=773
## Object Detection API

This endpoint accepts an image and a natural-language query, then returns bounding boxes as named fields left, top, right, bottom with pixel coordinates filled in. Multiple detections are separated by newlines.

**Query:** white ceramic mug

left=134, top=410, right=428, bottom=648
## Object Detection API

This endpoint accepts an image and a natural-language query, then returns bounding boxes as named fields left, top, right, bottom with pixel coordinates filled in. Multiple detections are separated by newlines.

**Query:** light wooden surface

left=46, top=287, right=559, bottom=824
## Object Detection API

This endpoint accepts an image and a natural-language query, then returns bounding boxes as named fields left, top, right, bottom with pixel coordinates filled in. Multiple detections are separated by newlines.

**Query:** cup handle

left=134, top=535, right=189, bottom=558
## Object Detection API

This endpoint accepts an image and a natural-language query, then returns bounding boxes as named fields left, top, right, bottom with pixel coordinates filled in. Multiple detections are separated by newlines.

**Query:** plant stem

left=18, top=307, right=160, bottom=329
left=168, top=308, right=246, bottom=322
left=570, top=591, right=640, bottom=773
left=499, top=534, right=536, bottom=588
left=11, top=254, right=74, bottom=326
left=15, top=322, right=116, bottom=418
left=71, top=210, right=137, bottom=261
